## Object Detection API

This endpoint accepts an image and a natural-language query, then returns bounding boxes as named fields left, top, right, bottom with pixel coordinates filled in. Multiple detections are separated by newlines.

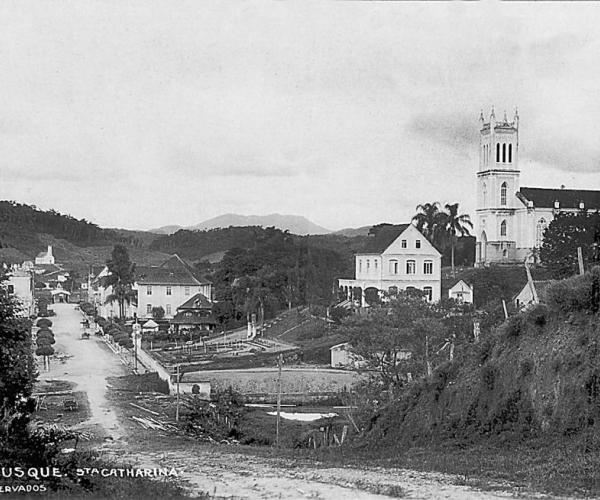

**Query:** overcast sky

left=1, top=2, right=600, bottom=232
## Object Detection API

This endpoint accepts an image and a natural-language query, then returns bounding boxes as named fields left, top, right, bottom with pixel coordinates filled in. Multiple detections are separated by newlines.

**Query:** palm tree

left=443, top=203, right=473, bottom=277
left=412, top=202, right=446, bottom=248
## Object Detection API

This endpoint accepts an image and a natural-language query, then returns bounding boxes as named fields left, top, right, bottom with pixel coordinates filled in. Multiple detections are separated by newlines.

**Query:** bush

left=546, top=272, right=596, bottom=316
left=504, top=315, right=526, bottom=339
left=526, top=303, right=548, bottom=327
left=36, top=318, right=52, bottom=328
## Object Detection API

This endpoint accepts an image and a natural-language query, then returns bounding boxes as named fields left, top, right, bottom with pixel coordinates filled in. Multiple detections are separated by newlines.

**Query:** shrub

left=481, top=362, right=499, bottom=392
left=526, top=303, right=548, bottom=327
left=36, top=318, right=52, bottom=328
left=546, top=273, right=595, bottom=316
left=504, top=314, right=526, bottom=339
left=520, top=358, right=535, bottom=378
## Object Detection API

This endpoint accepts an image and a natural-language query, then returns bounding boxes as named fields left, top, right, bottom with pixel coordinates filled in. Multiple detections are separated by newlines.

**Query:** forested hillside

left=0, top=201, right=166, bottom=266
left=149, top=225, right=370, bottom=269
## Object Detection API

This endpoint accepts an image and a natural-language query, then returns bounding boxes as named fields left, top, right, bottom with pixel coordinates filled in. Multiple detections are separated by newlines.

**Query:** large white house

left=475, top=109, right=600, bottom=265
left=135, top=255, right=212, bottom=320
left=96, top=254, right=212, bottom=320
left=339, top=224, right=442, bottom=303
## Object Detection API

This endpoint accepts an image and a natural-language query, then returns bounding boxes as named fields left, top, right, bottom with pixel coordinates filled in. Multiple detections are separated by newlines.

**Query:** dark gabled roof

left=135, top=255, right=211, bottom=286
left=518, top=187, right=600, bottom=210
left=170, top=314, right=217, bottom=326
left=359, top=224, right=410, bottom=254
left=177, top=293, right=212, bottom=310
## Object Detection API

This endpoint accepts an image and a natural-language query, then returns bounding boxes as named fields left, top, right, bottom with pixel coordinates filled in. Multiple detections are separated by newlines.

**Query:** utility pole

left=276, top=353, right=282, bottom=448
left=176, top=364, right=180, bottom=423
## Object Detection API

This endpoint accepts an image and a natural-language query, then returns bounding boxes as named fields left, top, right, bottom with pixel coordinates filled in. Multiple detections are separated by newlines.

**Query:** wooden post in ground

left=578, top=247, right=585, bottom=275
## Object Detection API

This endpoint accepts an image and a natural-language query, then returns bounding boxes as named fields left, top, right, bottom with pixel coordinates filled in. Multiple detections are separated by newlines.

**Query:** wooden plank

left=129, top=402, right=160, bottom=416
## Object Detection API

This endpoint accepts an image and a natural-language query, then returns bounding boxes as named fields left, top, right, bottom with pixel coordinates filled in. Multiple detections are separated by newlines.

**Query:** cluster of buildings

left=338, top=109, right=600, bottom=307
left=2, top=245, right=216, bottom=335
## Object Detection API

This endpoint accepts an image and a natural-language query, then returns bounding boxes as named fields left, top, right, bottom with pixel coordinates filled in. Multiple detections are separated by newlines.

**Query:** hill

left=149, top=226, right=369, bottom=268
left=355, top=269, right=600, bottom=494
left=150, top=213, right=332, bottom=235
left=0, top=201, right=169, bottom=268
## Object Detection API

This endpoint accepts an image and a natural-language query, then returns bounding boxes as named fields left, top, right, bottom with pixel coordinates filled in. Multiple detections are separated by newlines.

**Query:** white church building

left=475, top=109, right=600, bottom=265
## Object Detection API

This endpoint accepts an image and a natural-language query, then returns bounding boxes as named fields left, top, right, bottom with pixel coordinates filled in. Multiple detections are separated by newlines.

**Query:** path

left=37, top=303, right=130, bottom=440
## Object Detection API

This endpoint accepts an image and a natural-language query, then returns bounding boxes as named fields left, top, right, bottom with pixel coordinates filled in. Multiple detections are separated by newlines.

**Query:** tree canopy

left=103, top=244, right=137, bottom=318
left=0, top=269, right=36, bottom=442
left=540, top=211, right=600, bottom=278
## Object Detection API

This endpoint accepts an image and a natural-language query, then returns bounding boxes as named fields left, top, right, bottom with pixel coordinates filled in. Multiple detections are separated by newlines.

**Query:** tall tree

left=443, top=203, right=473, bottom=277
left=540, top=211, right=600, bottom=278
left=0, top=268, right=37, bottom=443
left=103, top=244, right=136, bottom=318
left=412, top=202, right=446, bottom=247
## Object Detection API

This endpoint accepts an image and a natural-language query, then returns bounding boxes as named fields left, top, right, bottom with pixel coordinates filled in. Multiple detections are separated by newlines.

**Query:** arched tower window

left=536, top=218, right=547, bottom=247
left=508, top=144, right=512, bottom=163
left=502, top=143, right=507, bottom=163
left=500, top=220, right=507, bottom=237
left=482, top=182, right=487, bottom=206
left=496, top=143, right=500, bottom=162
left=500, top=182, right=507, bottom=206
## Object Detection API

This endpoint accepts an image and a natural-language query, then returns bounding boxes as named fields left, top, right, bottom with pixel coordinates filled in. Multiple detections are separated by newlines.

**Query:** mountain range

left=150, top=213, right=332, bottom=236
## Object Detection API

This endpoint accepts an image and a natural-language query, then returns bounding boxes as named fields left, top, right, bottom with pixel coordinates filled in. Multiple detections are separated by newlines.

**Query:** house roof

left=170, top=314, right=217, bottom=326
left=177, top=293, right=212, bottom=310
left=518, top=187, right=600, bottom=210
left=447, top=279, right=473, bottom=290
left=135, top=255, right=211, bottom=286
left=359, top=224, right=410, bottom=254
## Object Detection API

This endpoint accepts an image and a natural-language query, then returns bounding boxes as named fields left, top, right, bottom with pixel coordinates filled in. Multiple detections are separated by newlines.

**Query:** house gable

left=383, top=225, right=441, bottom=257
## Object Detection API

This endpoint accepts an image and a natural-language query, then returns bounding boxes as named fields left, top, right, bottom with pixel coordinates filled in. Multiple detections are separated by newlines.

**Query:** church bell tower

left=475, top=108, right=520, bottom=265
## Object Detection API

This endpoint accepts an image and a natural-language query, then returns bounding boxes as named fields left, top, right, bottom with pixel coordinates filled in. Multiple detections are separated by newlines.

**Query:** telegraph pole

left=176, top=364, right=181, bottom=422
left=276, top=353, right=282, bottom=448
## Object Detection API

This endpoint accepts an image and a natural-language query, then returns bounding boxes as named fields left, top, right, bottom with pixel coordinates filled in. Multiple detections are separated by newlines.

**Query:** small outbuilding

left=514, top=280, right=553, bottom=310
left=447, top=279, right=474, bottom=304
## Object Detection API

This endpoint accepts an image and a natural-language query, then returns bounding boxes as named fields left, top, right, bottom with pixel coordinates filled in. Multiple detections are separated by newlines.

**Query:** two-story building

left=338, top=224, right=442, bottom=304
left=136, top=255, right=212, bottom=320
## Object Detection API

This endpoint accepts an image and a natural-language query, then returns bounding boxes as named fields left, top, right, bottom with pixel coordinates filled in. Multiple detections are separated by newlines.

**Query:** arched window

left=423, top=287, right=433, bottom=302
left=359, top=259, right=362, bottom=273
left=502, top=143, right=507, bottom=163
left=496, top=143, right=500, bottom=162
left=482, top=182, right=487, bottom=206
left=423, top=260, right=433, bottom=274
left=500, top=220, right=507, bottom=237
left=508, top=143, right=512, bottom=163
left=389, top=259, right=398, bottom=274
left=406, top=260, right=416, bottom=274
left=536, top=218, right=547, bottom=247
left=366, top=259, right=370, bottom=272
left=500, top=182, right=507, bottom=206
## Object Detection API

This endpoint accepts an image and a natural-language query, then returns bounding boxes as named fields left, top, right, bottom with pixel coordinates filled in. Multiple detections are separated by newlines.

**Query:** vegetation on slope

left=345, top=268, right=600, bottom=495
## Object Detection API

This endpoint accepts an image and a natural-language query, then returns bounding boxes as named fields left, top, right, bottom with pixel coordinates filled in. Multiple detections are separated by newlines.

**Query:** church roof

left=518, top=187, right=600, bottom=210
left=359, top=224, right=410, bottom=254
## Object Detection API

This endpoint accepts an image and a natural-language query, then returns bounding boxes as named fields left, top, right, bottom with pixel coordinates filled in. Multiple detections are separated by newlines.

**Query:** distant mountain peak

left=150, top=214, right=331, bottom=235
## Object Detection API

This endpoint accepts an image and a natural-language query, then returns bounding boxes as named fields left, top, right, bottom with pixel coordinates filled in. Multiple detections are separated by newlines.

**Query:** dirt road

left=38, top=305, right=557, bottom=499
left=38, top=303, right=130, bottom=440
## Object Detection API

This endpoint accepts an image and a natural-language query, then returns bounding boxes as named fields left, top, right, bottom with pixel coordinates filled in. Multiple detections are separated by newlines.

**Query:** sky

left=1, top=1, right=600, bottom=232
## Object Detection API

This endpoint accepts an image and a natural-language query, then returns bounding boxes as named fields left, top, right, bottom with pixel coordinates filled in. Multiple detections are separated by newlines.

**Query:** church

left=475, top=109, right=600, bottom=266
